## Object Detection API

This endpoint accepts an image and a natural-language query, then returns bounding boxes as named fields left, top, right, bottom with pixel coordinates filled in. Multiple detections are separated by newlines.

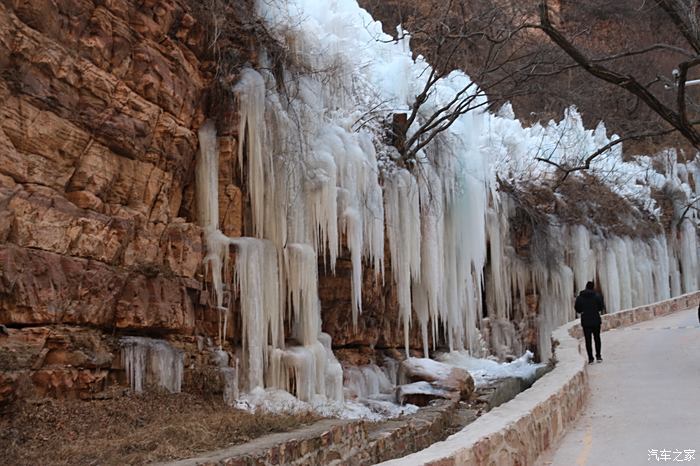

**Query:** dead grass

left=0, top=388, right=320, bottom=466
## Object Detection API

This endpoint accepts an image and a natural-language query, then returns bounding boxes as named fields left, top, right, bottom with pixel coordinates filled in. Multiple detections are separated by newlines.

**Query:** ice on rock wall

left=260, top=0, right=699, bottom=356
left=196, top=120, right=220, bottom=232
left=384, top=169, right=422, bottom=355
left=187, top=0, right=700, bottom=414
left=344, top=364, right=395, bottom=399
left=590, top=234, right=676, bottom=314
left=234, top=68, right=271, bottom=239
left=568, top=225, right=595, bottom=294
left=230, top=237, right=283, bottom=391
left=678, top=220, right=699, bottom=293
left=196, top=121, right=230, bottom=348
left=196, top=77, right=348, bottom=408
left=121, top=337, right=184, bottom=394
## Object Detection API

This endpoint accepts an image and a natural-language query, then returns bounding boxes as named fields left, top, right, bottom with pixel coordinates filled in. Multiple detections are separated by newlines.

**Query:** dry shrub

left=499, top=173, right=662, bottom=265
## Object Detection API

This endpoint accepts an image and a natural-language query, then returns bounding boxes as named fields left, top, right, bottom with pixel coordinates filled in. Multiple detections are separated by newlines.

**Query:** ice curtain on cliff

left=173, top=0, right=700, bottom=415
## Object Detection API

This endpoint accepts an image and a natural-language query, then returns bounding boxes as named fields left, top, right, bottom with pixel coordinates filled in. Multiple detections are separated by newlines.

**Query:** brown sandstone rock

left=114, top=274, right=196, bottom=333
left=0, top=326, right=120, bottom=401
left=440, top=367, right=475, bottom=401
left=320, top=255, right=431, bottom=350
left=0, top=0, right=216, bottom=339
left=0, top=3, right=199, bottom=177
left=65, top=191, right=105, bottom=211
left=0, top=89, right=89, bottom=190
left=162, top=221, right=203, bottom=279
left=0, top=246, right=127, bottom=326
left=8, top=185, right=131, bottom=264
left=32, top=368, right=109, bottom=399
left=0, top=245, right=200, bottom=333
left=42, top=328, right=115, bottom=369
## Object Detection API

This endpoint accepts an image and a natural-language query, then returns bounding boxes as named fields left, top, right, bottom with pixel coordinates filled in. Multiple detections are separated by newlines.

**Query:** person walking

left=575, top=281, right=606, bottom=364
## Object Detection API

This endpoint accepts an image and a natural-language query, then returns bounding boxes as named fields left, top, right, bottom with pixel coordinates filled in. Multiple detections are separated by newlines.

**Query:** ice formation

left=197, top=102, right=346, bottom=404
left=397, top=382, right=450, bottom=401
left=189, top=0, right=700, bottom=412
left=121, top=337, right=184, bottom=394
left=344, top=364, right=396, bottom=399
left=437, top=350, right=544, bottom=387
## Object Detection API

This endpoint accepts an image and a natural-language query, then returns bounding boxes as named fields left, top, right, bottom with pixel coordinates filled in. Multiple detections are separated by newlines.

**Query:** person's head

left=585, top=281, right=595, bottom=290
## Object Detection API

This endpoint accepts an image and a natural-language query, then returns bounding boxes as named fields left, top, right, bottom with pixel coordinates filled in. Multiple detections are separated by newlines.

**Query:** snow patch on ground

left=403, top=358, right=453, bottom=380
left=437, top=350, right=544, bottom=387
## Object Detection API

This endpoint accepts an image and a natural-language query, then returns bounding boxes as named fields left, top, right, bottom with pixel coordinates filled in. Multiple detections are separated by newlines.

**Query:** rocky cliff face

left=0, top=0, right=246, bottom=404
left=0, top=0, right=421, bottom=404
left=1, top=0, right=683, bottom=408
left=0, top=0, right=211, bottom=332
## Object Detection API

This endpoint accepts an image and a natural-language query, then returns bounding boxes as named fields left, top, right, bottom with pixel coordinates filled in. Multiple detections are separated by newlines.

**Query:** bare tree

left=360, top=0, right=554, bottom=164
left=536, top=0, right=700, bottom=167
left=361, top=0, right=700, bottom=176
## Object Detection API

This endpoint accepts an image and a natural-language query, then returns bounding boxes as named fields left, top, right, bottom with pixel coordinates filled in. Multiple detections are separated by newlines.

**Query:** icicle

left=416, top=163, right=445, bottom=357
left=652, top=237, right=671, bottom=300
left=196, top=120, right=219, bottom=231
left=196, top=121, right=232, bottom=348
left=215, top=0, right=700, bottom=411
left=679, top=220, right=699, bottom=292
left=121, top=337, right=184, bottom=394
left=343, top=207, right=363, bottom=328
left=231, top=238, right=282, bottom=391
left=569, top=225, right=594, bottom=293
left=343, top=364, right=394, bottom=399
left=385, top=169, right=422, bottom=355
left=266, top=336, right=343, bottom=403
left=234, top=68, right=271, bottom=239
left=284, top=243, right=321, bottom=346
left=319, top=332, right=344, bottom=402
left=306, top=144, right=339, bottom=268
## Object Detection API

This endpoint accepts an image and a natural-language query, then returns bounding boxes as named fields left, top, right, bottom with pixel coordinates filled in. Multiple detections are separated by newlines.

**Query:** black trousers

left=582, top=325, right=601, bottom=361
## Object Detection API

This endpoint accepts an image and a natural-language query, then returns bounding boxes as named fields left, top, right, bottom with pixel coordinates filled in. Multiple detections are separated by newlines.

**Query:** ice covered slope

left=196, top=0, right=700, bottom=404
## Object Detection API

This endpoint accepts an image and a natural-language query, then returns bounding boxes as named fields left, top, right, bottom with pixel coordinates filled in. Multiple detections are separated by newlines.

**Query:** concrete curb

left=377, top=291, right=700, bottom=466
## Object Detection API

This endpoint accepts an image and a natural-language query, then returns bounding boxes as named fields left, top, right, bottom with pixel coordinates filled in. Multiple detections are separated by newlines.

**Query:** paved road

left=537, top=308, right=700, bottom=466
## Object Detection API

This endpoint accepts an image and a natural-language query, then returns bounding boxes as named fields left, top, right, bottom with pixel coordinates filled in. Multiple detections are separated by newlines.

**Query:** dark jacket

left=575, top=289, right=605, bottom=327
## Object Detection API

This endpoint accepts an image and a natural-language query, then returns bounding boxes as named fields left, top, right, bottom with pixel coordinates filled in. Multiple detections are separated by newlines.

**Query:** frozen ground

left=537, top=308, right=700, bottom=466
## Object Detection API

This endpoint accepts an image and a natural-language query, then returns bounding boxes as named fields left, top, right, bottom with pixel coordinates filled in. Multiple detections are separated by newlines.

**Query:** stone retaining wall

left=362, top=401, right=456, bottom=465
left=162, top=419, right=369, bottom=466
left=162, top=400, right=462, bottom=466
left=378, top=291, right=700, bottom=466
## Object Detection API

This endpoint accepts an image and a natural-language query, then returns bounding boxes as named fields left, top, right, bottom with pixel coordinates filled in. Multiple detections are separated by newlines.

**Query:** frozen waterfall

left=191, top=0, right=700, bottom=409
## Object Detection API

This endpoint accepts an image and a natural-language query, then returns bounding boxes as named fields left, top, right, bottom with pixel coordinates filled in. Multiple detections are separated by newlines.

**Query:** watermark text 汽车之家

left=648, top=450, right=696, bottom=462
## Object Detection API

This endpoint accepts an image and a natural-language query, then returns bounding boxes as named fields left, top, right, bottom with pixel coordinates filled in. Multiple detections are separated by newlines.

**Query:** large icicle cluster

left=255, top=0, right=498, bottom=360
left=189, top=0, right=700, bottom=410
left=197, top=114, right=345, bottom=404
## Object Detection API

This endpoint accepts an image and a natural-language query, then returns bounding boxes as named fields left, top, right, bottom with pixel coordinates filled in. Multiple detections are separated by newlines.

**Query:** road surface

left=537, top=307, right=700, bottom=466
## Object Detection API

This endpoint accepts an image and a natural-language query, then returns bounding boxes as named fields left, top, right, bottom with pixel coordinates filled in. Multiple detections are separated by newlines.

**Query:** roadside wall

left=378, top=291, right=700, bottom=466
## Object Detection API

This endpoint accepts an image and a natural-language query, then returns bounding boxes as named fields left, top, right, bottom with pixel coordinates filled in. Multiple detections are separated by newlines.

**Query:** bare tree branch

left=539, top=0, right=700, bottom=148
left=656, top=0, right=700, bottom=54
left=536, top=127, right=681, bottom=189
left=677, top=195, right=700, bottom=228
